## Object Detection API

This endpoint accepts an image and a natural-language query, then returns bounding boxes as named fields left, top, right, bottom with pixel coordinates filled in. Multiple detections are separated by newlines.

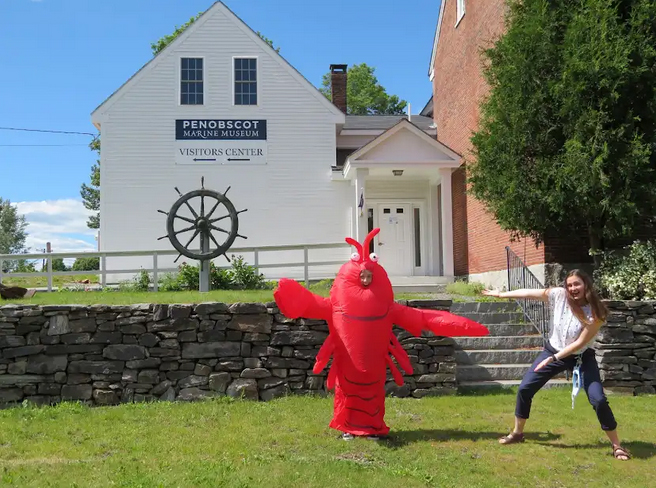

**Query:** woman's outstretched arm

left=482, top=288, right=550, bottom=302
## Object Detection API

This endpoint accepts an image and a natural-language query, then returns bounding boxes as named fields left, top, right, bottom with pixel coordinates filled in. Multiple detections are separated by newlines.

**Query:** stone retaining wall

left=0, top=300, right=457, bottom=406
left=595, top=301, right=656, bottom=395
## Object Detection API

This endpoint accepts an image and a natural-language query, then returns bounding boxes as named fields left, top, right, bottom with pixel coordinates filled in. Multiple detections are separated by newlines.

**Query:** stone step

left=450, top=302, right=522, bottom=314
left=458, top=379, right=570, bottom=392
left=455, top=312, right=528, bottom=325
left=456, top=364, right=567, bottom=381
left=454, top=335, right=545, bottom=350
left=455, top=349, right=542, bottom=365
left=485, top=323, right=539, bottom=337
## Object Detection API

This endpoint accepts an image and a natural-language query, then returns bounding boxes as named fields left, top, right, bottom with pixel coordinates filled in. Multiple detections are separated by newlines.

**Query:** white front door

left=376, top=203, right=413, bottom=276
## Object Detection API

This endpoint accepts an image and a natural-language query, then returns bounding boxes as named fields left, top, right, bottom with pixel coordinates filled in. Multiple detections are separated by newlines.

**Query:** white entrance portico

left=338, top=119, right=460, bottom=278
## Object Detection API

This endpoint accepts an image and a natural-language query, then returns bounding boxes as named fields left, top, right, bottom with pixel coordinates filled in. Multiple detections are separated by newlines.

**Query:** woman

left=482, top=269, right=630, bottom=460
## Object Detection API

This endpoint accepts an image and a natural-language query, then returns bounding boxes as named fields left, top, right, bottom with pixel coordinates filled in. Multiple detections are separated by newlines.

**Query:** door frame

left=366, top=198, right=427, bottom=276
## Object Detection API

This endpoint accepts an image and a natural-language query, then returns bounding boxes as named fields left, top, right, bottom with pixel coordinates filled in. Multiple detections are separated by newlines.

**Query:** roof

left=343, top=115, right=435, bottom=131
left=420, top=96, right=433, bottom=117
left=91, top=1, right=344, bottom=124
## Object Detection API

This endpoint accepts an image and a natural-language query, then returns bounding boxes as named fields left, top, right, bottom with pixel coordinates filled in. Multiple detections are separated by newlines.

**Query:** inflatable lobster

left=274, top=228, right=489, bottom=438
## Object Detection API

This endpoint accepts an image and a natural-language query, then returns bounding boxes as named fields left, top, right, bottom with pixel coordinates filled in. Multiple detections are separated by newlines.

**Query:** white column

left=353, top=168, right=369, bottom=242
left=429, top=183, right=441, bottom=275
left=439, top=167, right=454, bottom=277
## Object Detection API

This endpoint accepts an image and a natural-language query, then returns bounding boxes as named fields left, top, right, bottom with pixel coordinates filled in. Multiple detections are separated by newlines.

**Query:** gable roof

left=91, top=1, right=344, bottom=125
left=347, top=118, right=460, bottom=164
left=428, top=0, right=447, bottom=79
left=343, top=115, right=435, bottom=131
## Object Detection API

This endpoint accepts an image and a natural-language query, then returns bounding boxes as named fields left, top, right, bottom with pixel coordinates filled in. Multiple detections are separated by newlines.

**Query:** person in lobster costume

left=274, top=228, right=489, bottom=439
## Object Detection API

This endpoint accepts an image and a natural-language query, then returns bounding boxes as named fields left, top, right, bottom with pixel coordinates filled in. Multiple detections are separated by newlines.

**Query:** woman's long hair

left=565, top=269, right=608, bottom=326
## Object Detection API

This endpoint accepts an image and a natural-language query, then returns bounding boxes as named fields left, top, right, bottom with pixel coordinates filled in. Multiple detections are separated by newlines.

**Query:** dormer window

left=180, top=57, right=204, bottom=105
left=456, top=0, right=465, bottom=27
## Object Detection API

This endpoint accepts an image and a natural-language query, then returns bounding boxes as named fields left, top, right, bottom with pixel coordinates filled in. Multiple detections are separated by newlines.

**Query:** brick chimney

left=330, top=64, right=348, bottom=113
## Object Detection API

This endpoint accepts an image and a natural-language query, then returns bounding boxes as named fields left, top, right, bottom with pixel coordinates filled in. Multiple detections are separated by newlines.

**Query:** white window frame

left=232, top=56, right=259, bottom=107
left=178, top=56, right=205, bottom=106
left=456, top=0, right=466, bottom=27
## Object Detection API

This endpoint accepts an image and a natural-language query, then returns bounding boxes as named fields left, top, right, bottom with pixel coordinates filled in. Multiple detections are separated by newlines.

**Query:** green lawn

left=1, top=274, right=99, bottom=288
left=0, top=389, right=653, bottom=487
left=1, top=289, right=445, bottom=306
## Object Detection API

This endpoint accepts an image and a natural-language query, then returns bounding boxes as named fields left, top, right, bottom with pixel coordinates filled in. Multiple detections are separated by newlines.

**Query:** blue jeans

left=515, top=342, right=618, bottom=431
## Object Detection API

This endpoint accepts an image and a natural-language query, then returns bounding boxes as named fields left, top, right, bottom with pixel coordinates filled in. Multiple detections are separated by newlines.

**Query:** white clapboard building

left=91, top=1, right=459, bottom=286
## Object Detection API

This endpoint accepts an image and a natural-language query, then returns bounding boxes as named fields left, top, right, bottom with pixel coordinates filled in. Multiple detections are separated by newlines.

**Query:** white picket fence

left=0, top=242, right=350, bottom=292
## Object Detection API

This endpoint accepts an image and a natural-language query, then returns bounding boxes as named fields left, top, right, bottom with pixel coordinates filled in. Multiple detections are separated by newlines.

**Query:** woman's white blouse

left=547, top=287, right=595, bottom=352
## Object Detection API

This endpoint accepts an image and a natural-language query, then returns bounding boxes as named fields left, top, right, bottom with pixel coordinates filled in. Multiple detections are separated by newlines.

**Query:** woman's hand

left=534, top=356, right=555, bottom=372
left=482, top=289, right=503, bottom=298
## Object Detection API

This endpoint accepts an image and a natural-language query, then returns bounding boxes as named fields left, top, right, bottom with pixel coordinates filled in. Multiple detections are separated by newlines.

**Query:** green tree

left=71, top=257, right=100, bottom=272
left=0, top=198, right=28, bottom=256
left=51, top=258, right=69, bottom=272
left=468, top=0, right=656, bottom=264
left=151, top=14, right=279, bottom=56
left=80, top=137, right=100, bottom=230
left=319, top=63, right=407, bottom=115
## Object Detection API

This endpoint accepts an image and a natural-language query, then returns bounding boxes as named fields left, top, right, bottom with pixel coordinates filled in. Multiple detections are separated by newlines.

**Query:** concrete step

left=456, top=364, right=567, bottom=381
left=450, top=302, right=522, bottom=314
left=485, top=323, right=539, bottom=337
left=458, top=379, right=570, bottom=392
left=454, top=335, right=545, bottom=350
left=455, top=349, right=542, bottom=365
left=455, top=312, right=527, bottom=325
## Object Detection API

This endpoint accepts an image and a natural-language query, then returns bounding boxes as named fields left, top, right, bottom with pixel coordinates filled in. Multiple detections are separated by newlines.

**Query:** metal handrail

left=0, top=242, right=350, bottom=291
left=506, top=246, right=550, bottom=344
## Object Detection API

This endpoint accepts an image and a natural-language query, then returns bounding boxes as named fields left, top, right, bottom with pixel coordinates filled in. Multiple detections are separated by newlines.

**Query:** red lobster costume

left=274, top=228, right=489, bottom=437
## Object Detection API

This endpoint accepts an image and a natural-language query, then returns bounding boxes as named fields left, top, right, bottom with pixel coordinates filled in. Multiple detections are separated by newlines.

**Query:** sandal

left=613, top=445, right=630, bottom=460
left=499, top=432, right=525, bottom=445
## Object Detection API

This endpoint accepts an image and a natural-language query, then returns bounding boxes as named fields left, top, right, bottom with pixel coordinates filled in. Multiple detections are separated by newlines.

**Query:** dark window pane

left=396, top=208, right=404, bottom=214
left=249, top=58, right=256, bottom=70
left=250, top=93, right=257, bottom=105
left=181, top=93, right=189, bottom=105
left=196, top=58, right=203, bottom=69
left=414, top=208, right=421, bottom=267
left=182, top=58, right=188, bottom=69
left=383, top=208, right=391, bottom=214
left=235, top=70, right=242, bottom=81
left=197, top=94, right=203, bottom=105
left=234, top=58, right=241, bottom=70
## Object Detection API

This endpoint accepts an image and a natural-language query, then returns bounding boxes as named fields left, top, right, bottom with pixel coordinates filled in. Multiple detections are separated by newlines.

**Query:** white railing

left=0, top=242, right=349, bottom=292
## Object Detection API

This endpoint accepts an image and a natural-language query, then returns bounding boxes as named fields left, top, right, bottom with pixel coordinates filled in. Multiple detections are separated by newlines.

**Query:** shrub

left=594, top=240, right=656, bottom=300
left=119, top=269, right=151, bottom=292
left=72, top=257, right=100, bottom=271
left=229, top=255, right=267, bottom=290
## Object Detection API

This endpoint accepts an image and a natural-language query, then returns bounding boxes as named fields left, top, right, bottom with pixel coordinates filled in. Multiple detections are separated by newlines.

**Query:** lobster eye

left=369, top=252, right=379, bottom=262
left=350, top=252, right=361, bottom=262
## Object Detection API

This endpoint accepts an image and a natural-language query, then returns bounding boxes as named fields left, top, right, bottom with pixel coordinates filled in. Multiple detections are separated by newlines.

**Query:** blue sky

left=0, top=0, right=440, bottom=254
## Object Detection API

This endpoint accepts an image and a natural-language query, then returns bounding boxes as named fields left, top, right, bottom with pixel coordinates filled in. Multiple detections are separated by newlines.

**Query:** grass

left=1, top=274, right=98, bottom=288
left=446, top=281, right=504, bottom=302
left=0, top=389, right=653, bottom=487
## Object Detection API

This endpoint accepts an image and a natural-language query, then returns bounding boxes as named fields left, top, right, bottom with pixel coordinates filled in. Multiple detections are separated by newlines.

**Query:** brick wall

left=433, top=0, right=544, bottom=276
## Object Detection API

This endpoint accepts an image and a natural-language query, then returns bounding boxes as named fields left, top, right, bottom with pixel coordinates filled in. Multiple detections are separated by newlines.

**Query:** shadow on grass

left=534, top=440, right=656, bottom=460
left=382, top=429, right=561, bottom=448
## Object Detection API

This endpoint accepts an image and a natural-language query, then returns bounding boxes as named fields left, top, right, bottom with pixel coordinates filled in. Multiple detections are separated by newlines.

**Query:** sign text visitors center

left=175, top=119, right=268, bottom=165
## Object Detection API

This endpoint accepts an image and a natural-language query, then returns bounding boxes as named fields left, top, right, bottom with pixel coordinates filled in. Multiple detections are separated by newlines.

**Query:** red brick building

left=425, top=0, right=591, bottom=287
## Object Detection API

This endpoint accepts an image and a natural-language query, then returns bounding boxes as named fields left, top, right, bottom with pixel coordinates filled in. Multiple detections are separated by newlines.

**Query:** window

left=234, top=58, right=257, bottom=105
left=367, top=208, right=374, bottom=254
left=456, top=0, right=465, bottom=26
left=414, top=208, right=422, bottom=267
left=180, top=58, right=204, bottom=105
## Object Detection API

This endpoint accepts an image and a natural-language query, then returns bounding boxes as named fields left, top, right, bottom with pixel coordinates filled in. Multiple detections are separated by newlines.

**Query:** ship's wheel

left=157, top=178, right=247, bottom=289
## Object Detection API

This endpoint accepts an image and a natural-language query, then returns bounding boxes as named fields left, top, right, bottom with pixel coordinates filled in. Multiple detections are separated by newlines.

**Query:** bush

left=72, top=257, right=100, bottom=271
left=159, top=255, right=267, bottom=291
left=594, top=240, right=656, bottom=300
left=119, top=269, right=151, bottom=292
left=229, top=255, right=267, bottom=290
